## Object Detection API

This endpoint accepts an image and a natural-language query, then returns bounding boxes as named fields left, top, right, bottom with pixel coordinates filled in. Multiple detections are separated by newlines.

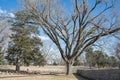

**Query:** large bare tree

left=19, top=0, right=120, bottom=75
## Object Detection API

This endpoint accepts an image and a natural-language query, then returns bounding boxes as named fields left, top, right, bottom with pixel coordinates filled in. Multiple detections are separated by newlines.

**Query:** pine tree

left=6, top=19, right=45, bottom=72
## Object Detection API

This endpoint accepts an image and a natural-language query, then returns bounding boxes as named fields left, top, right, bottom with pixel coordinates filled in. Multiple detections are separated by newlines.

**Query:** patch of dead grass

left=0, top=74, right=78, bottom=80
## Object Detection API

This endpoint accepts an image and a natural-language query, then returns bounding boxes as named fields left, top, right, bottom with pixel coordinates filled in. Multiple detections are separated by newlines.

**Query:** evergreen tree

left=6, top=17, right=45, bottom=72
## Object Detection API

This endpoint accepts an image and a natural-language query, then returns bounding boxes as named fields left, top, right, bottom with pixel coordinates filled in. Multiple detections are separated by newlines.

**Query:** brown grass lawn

left=0, top=65, right=82, bottom=80
left=0, top=65, right=66, bottom=73
left=1, top=65, right=117, bottom=80
left=0, top=74, right=78, bottom=80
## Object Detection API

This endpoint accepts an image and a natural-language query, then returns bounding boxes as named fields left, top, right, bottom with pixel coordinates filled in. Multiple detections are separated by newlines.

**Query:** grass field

left=0, top=74, right=79, bottom=80
left=1, top=65, right=119, bottom=80
left=0, top=65, right=90, bottom=74
left=0, top=65, right=81, bottom=80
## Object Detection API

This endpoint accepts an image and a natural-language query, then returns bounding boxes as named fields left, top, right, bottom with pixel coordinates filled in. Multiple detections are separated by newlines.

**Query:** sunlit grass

left=0, top=74, right=78, bottom=80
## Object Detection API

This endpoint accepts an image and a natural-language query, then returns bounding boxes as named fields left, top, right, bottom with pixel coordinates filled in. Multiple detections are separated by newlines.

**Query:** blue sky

left=0, top=0, right=120, bottom=16
left=0, top=0, right=18, bottom=11
left=0, top=0, right=120, bottom=56
left=0, top=0, right=119, bottom=12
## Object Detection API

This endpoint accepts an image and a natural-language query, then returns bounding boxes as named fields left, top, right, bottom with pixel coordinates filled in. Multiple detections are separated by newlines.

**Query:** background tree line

left=85, top=47, right=119, bottom=69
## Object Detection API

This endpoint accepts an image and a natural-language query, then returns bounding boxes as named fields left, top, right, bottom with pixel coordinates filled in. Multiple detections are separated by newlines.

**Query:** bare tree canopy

left=41, top=42, right=61, bottom=65
left=18, top=0, right=120, bottom=75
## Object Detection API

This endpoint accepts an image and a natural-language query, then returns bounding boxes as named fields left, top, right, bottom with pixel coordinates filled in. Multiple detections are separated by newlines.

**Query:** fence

left=76, top=69, right=120, bottom=80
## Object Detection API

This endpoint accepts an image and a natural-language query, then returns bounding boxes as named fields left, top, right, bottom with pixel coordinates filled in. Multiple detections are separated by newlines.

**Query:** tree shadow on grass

left=0, top=76, right=28, bottom=79
left=0, top=68, right=65, bottom=76
left=0, top=69, right=29, bottom=74
left=0, top=69, right=64, bottom=79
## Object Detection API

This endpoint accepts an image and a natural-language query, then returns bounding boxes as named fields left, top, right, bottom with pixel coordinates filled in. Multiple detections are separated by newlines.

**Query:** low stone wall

left=76, top=69, right=120, bottom=80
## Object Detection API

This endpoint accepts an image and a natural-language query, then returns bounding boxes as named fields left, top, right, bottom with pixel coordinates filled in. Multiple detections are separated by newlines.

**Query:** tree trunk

left=89, top=64, right=92, bottom=69
left=66, top=62, right=72, bottom=75
left=16, top=59, right=20, bottom=72
left=16, top=64, right=20, bottom=72
left=119, top=63, right=120, bottom=69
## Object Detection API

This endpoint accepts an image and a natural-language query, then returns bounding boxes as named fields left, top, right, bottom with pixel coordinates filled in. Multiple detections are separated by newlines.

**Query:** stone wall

left=76, top=69, right=120, bottom=80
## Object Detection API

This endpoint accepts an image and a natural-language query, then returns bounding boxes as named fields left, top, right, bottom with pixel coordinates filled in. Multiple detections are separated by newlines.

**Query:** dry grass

left=0, top=74, right=78, bottom=80
left=0, top=65, right=80, bottom=80
left=1, top=65, right=112, bottom=80
left=0, top=65, right=66, bottom=73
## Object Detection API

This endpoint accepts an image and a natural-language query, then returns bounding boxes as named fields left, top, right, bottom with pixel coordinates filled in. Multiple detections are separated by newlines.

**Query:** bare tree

left=0, top=15, right=14, bottom=65
left=0, top=18, right=12, bottom=60
left=0, top=12, right=14, bottom=34
left=0, top=19, right=12, bottom=50
left=115, top=43, right=120, bottom=68
left=19, top=0, right=120, bottom=75
left=116, top=44, right=120, bottom=60
left=41, top=41, right=60, bottom=65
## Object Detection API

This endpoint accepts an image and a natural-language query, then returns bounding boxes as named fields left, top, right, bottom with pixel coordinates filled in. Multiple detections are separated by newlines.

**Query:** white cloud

left=0, top=8, right=15, bottom=18
left=0, top=9, right=6, bottom=14
left=39, top=36, right=50, bottom=40
left=49, top=47, right=54, bottom=52
left=31, top=34, right=50, bottom=41
left=0, top=9, right=3, bottom=14
left=8, top=13, right=15, bottom=18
